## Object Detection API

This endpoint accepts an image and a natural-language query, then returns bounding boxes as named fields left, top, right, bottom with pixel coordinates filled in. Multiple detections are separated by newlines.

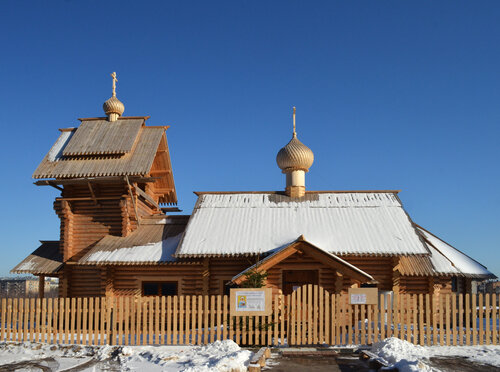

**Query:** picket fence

left=0, top=285, right=498, bottom=347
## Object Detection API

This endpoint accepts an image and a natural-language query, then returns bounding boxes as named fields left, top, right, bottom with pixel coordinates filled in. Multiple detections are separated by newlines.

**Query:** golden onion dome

left=276, top=132, right=314, bottom=172
left=103, top=95, right=125, bottom=116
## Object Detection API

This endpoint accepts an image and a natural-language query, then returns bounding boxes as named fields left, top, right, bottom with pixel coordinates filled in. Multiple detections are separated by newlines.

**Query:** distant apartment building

left=0, top=277, right=58, bottom=298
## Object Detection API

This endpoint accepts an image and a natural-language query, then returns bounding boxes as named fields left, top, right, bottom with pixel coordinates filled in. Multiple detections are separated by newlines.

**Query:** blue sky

left=0, top=1, right=499, bottom=278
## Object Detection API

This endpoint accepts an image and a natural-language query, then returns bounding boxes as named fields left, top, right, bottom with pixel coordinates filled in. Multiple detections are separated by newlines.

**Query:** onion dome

left=276, top=107, right=314, bottom=172
left=276, top=132, right=314, bottom=172
left=103, top=72, right=124, bottom=119
left=103, top=95, right=125, bottom=116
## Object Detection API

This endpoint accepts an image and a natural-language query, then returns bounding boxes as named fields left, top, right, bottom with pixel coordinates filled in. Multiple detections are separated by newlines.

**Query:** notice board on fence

left=348, top=287, right=378, bottom=305
left=230, top=288, right=272, bottom=316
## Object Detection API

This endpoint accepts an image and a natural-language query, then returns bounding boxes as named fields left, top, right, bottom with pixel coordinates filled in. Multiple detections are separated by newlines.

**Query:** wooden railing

left=0, top=285, right=498, bottom=346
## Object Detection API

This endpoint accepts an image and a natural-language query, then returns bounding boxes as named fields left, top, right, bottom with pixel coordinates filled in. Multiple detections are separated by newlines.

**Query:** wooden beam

left=87, top=182, right=99, bottom=206
left=134, top=185, right=160, bottom=210
left=150, top=170, right=171, bottom=175
left=126, top=176, right=140, bottom=226
left=55, top=196, right=122, bottom=201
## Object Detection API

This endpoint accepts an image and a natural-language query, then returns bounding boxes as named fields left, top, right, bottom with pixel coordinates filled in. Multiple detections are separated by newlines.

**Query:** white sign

left=235, top=290, right=266, bottom=312
left=350, top=293, right=367, bottom=304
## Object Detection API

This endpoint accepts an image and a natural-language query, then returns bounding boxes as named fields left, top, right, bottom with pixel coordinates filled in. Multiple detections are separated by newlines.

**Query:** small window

left=142, top=282, right=178, bottom=296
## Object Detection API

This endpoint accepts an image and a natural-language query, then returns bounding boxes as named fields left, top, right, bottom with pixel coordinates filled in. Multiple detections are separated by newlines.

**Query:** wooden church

left=13, top=74, right=496, bottom=298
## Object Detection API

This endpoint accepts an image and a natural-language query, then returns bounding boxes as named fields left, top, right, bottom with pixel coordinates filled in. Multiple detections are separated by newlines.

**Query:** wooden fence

left=0, top=285, right=498, bottom=347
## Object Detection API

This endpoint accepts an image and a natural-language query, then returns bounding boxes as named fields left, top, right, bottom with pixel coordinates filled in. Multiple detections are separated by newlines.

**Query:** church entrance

left=282, top=270, right=319, bottom=295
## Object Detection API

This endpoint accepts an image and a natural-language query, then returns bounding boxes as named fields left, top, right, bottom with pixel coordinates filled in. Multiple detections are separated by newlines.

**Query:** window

left=142, top=282, right=178, bottom=296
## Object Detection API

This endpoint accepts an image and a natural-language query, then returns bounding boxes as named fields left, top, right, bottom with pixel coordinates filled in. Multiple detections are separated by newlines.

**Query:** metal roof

left=175, top=192, right=430, bottom=257
left=62, top=119, right=143, bottom=156
left=33, top=122, right=164, bottom=179
left=417, top=226, right=496, bottom=279
left=11, top=241, right=62, bottom=275
left=78, top=216, right=190, bottom=265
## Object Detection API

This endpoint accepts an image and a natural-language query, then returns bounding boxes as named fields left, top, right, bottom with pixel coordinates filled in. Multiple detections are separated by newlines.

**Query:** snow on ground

left=371, top=337, right=500, bottom=372
left=0, top=340, right=252, bottom=371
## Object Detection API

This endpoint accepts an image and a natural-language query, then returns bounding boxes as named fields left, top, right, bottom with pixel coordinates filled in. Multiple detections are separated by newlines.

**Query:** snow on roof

left=176, top=192, right=429, bottom=257
left=78, top=217, right=189, bottom=265
left=83, top=233, right=183, bottom=264
left=417, top=226, right=496, bottom=279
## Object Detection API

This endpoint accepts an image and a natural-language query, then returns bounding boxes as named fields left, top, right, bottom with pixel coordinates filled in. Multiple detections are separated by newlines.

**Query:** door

left=282, top=270, right=319, bottom=295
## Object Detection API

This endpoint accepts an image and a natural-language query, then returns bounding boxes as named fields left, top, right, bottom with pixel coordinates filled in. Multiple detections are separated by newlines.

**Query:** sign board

left=348, top=288, right=378, bottom=305
left=230, top=288, right=272, bottom=316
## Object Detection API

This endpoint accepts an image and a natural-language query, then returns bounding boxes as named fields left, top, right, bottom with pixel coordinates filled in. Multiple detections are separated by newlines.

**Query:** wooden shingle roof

left=11, top=241, right=62, bottom=275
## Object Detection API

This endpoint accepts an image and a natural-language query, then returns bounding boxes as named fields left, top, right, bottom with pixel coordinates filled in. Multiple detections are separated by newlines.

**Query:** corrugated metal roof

left=78, top=216, right=189, bottom=265
left=417, top=226, right=496, bottom=279
left=176, top=192, right=429, bottom=257
left=33, top=126, right=164, bottom=179
left=62, top=119, right=143, bottom=156
left=11, top=241, right=62, bottom=275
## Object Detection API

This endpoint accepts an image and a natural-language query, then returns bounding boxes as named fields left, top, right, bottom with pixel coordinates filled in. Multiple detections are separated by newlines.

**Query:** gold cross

left=111, top=72, right=118, bottom=97
left=293, top=106, right=297, bottom=137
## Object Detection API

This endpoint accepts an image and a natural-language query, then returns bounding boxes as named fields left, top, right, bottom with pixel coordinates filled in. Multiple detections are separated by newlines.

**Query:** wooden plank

left=223, top=295, right=228, bottom=341
left=282, top=294, right=287, bottom=346
left=65, top=298, right=71, bottom=344
left=76, top=298, right=82, bottom=345
left=419, top=294, right=424, bottom=346
left=180, top=296, right=185, bottom=344
left=485, top=294, right=491, bottom=345
left=215, top=295, right=221, bottom=342
left=492, top=294, right=497, bottom=346
left=472, top=294, right=477, bottom=345
left=124, top=298, right=130, bottom=346
left=117, top=297, right=123, bottom=345
left=166, top=296, right=172, bottom=345
left=0, top=298, right=5, bottom=341
left=249, top=316, right=254, bottom=346
left=387, top=293, right=393, bottom=339
left=425, top=294, right=431, bottom=346
left=479, top=293, right=484, bottom=345
left=361, top=305, right=366, bottom=345
left=107, top=297, right=113, bottom=345
left=71, top=297, right=77, bottom=344
left=413, top=295, right=418, bottom=344
left=18, top=299, right=24, bottom=343
left=324, top=291, right=330, bottom=345
left=295, top=287, right=301, bottom=345
left=371, top=302, right=376, bottom=344
left=184, top=296, right=190, bottom=344
left=330, top=293, right=336, bottom=345
left=52, top=299, right=58, bottom=344
left=445, top=294, right=450, bottom=346
left=141, top=299, right=147, bottom=346
left=97, top=297, right=103, bottom=346
left=148, top=298, right=153, bottom=345
left=465, top=294, right=470, bottom=346
left=173, top=296, right=179, bottom=345
left=290, top=289, right=296, bottom=345
left=354, top=304, right=359, bottom=345
left=254, top=313, right=260, bottom=346
left=312, top=285, right=318, bottom=344
left=380, top=294, right=385, bottom=341
left=458, top=294, right=463, bottom=346
left=267, top=306, right=272, bottom=346
left=82, top=298, right=88, bottom=345
left=302, top=288, right=307, bottom=345
left=48, top=298, right=54, bottom=344
left=319, top=287, right=324, bottom=344
left=12, top=299, right=18, bottom=342
left=59, top=298, right=64, bottom=345
left=210, top=296, right=215, bottom=343
left=451, top=294, right=457, bottom=346
left=439, top=295, right=444, bottom=346
left=130, top=298, right=136, bottom=346
left=6, top=299, right=12, bottom=342
left=307, top=285, right=312, bottom=345
left=197, top=295, right=202, bottom=345
left=203, top=296, right=209, bottom=345
left=160, top=296, right=166, bottom=345
left=273, top=295, right=278, bottom=346
left=340, top=294, right=346, bottom=345
left=191, top=296, right=197, bottom=345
